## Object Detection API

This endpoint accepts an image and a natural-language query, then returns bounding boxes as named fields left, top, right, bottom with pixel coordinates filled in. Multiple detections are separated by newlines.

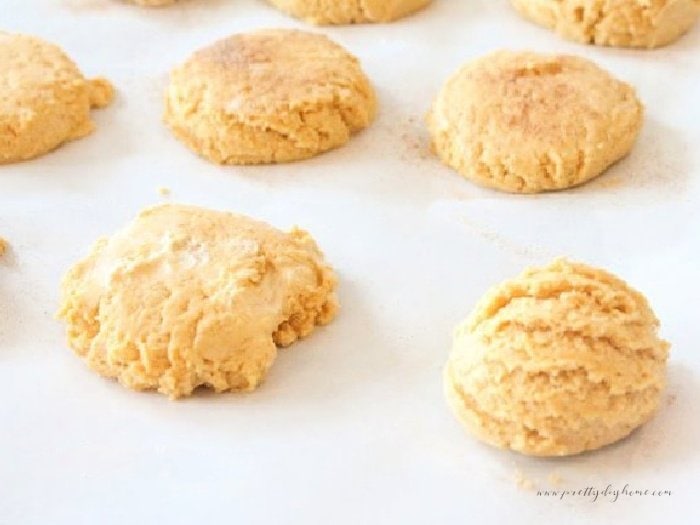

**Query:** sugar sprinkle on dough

left=0, top=32, right=113, bottom=164
left=164, top=29, right=376, bottom=165
left=428, top=51, right=643, bottom=193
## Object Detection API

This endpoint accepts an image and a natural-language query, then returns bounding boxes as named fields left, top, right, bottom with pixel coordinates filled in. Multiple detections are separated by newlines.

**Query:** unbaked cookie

left=427, top=51, right=643, bottom=193
left=511, top=0, right=700, bottom=48
left=0, top=32, right=113, bottom=164
left=266, top=0, right=432, bottom=24
left=444, top=258, right=669, bottom=456
left=164, top=29, right=376, bottom=165
left=58, top=204, right=338, bottom=399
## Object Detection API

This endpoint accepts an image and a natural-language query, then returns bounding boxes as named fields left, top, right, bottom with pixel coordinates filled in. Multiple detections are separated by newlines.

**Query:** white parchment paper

left=2, top=1, right=699, bottom=524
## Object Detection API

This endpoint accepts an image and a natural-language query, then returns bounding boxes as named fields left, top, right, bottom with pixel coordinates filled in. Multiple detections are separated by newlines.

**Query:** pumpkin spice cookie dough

left=0, top=32, right=113, bottom=164
left=444, top=258, right=670, bottom=457
left=164, top=29, right=376, bottom=165
left=427, top=51, right=643, bottom=193
left=57, top=204, right=338, bottom=399
left=511, top=0, right=700, bottom=49
left=266, top=0, right=433, bottom=24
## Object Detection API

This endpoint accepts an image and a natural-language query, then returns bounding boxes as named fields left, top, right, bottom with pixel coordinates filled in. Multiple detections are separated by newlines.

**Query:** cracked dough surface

left=444, top=258, right=669, bottom=457
left=164, top=29, right=376, bottom=165
left=427, top=51, right=643, bottom=193
left=0, top=32, right=113, bottom=164
left=511, top=0, right=700, bottom=48
left=265, top=0, right=432, bottom=24
left=58, top=204, right=338, bottom=399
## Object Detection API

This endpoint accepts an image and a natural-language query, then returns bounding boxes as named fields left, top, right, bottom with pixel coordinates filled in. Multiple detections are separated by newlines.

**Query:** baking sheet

left=2, top=1, right=699, bottom=524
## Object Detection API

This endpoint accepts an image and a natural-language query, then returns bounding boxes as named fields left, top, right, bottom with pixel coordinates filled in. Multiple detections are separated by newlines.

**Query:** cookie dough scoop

left=0, top=32, right=113, bottom=164
left=444, top=258, right=670, bottom=456
left=427, top=51, right=643, bottom=193
left=164, top=29, right=376, bottom=165
left=58, top=204, right=338, bottom=399
left=511, top=0, right=700, bottom=49
left=265, top=0, right=433, bottom=24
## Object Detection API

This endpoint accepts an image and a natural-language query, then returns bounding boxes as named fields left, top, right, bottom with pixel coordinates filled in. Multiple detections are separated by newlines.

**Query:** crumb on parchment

left=548, top=472, right=563, bottom=487
left=514, top=467, right=535, bottom=491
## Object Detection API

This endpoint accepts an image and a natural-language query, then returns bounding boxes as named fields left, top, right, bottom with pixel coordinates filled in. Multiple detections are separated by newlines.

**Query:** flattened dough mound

left=427, top=51, right=643, bottom=193
left=58, top=204, right=339, bottom=399
left=164, top=29, right=376, bottom=165
left=266, top=0, right=432, bottom=24
left=0, top=32, right=113, bottom=164
left=444, top=258, right=669, bottom=456
left=511, top=0, right=700, bottom=48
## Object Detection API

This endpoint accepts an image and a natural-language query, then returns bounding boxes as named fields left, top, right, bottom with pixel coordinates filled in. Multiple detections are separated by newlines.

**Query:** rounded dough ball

left=266, top=0, right=432, bottom=24
left=511, top=0, right=700, bottom=49
left=0, top=32, right=114, bottom=164
left=444, top=258, right=669, bottom=457
left=164, top=29, right=376, bottom=165
left=58, top=204, right=338, bottom=399
left=427, top=51, right=643, bottom=193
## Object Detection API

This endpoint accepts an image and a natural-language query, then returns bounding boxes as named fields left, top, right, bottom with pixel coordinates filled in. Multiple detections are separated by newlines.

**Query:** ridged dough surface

left=444, top=258, right=669, bottom=456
